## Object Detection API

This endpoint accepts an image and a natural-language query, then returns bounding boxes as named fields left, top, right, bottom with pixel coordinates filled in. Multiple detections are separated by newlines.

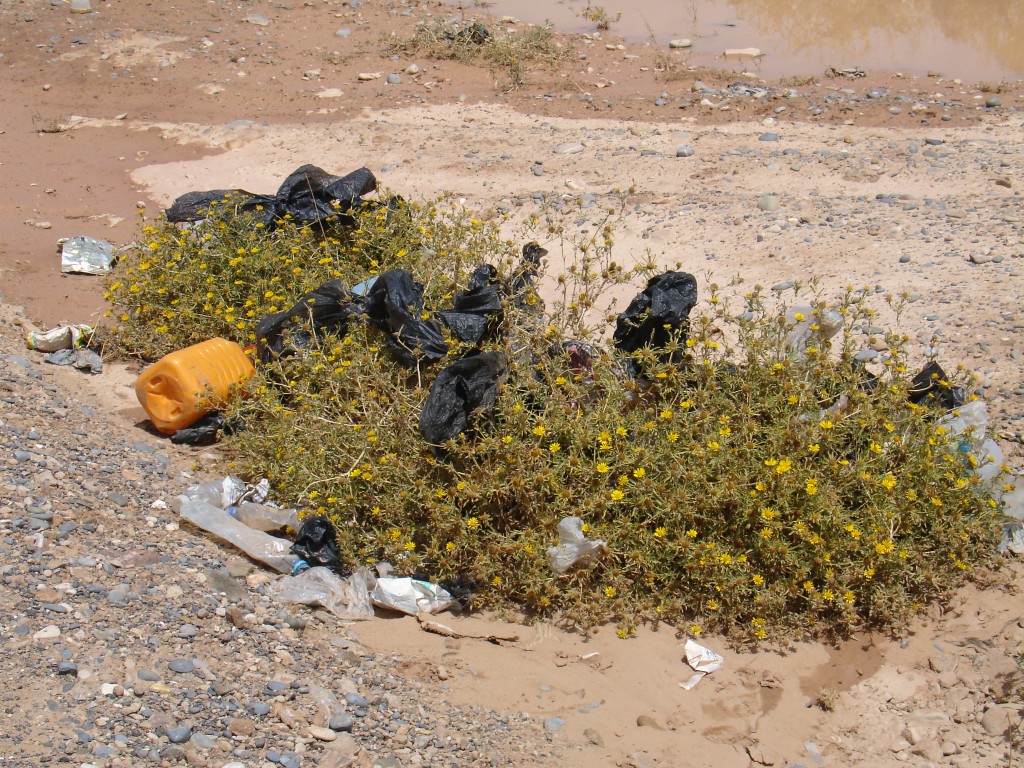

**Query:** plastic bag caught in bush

left=255, top=279, right=360, bottom=362
left=165, top=165, right=377, bottom=228
left=270, top=566, right=374, bottom=619
left=291, top=515, right=345, bottom=573
left=614, top=271, right=698, bottom=374
left=362, top=270, right=449, bottom=366
left=419, top=352, right=508, bottom=445
left=547, top=516, right=608, bottom=574
left=436, top=264, right=504, bottom=344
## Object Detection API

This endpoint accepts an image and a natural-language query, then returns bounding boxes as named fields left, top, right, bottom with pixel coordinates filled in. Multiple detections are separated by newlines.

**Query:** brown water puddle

left=450, top=0, right=1024, bottom=82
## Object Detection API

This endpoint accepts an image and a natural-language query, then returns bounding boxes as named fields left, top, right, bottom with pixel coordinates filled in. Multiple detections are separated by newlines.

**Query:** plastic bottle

left=173, top=494, right=302, bottom=574
left=135, top=337, right=255, bottom=434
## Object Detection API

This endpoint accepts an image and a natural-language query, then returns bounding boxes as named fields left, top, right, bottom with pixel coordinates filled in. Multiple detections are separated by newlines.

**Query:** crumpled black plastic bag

left=614, top=271, right=698, bottom=353
left=255, top=279, right=359, bottom=362
left=436, top=264, right=504, bottom=345
left=908, top=361, right=965, bottom=410
left=362, top=270, right=449, bottom=366
left=291, top=515, right=346, bottom=573
left=166, top=165, right=377, bottom=228
left=419, top=352, right=509, bottom=445
left=171, top=413, right=242, bottom=445
left=508, top=241, right=546, bottom=307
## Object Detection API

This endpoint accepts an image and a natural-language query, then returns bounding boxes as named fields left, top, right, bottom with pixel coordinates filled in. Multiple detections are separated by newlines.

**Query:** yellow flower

left=764, top=458, right=778, bottom=467
left=610, top=489, right=625, bottom=501
left=667, top=431, right=679, bottom=443
left=403, top=542, right=416, bottom=552
left=501, top=435, right=513, bottom=444
left=467, top=517, right=479, bottom=529
left=869, top=441, right=882, bottom=453
left=532, top=425, right=546, bottom=437
left=863, top=568, right=875, bottom=579
left=686, top=529, right=698, bottom=538
left=555, top=376, right=567, bottom=385
left=776, top=459, right=792, bottom=474
left=615, top=426, right=628, bottom=436
left=633, top=467, right=646, bottom=479
left=819, top=419, right=834, bottom=429
left=492, top=576, right=502, bottom=586
left=549, top=442, right=561, bottom=453
left=445, top=541, right=456, bottom=552
left=881, top=474, right=897, bottom=490
left=654, top=526, right=667, bottom=538
left=595, top=462, right=609, bottom=474
left=707, top=440, right=721, bottom=451
left=760, top=527, right=774, bottom=538
left=707, top=599, right=719, bottom=611
left=660, top=409, right=673, bottom=419
left=752, top=574, right=765, bottom=586
left=760, top=507, right=776, bottom=520
left=808, top=443, right=820, bottom=453
left=689, top=623, right=702, bottom=636
left=604, top=586, right=616, bottom=598
left=875, top=540, right=894, bottom=555
left=805, top=478, right=818, bottom=495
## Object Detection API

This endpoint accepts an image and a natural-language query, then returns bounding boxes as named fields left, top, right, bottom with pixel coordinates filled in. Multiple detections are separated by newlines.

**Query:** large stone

left=980, top=703, right=1023, bottom=737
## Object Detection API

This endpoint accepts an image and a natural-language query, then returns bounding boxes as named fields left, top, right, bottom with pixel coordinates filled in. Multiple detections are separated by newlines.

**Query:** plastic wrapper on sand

left=547, top=516, right=608, bottom=574
left=270, top=566, right=374, bottom=620
left=371, top=577, right=456, bottom=615
left=60, top=237, right=118, bottom=275
left=679, top=639, right=724, bottom=690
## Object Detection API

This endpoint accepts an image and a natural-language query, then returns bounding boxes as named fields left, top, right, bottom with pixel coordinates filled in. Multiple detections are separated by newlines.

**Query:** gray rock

left=985, top=96, right=1002, bottom=108
left=676, top=145, right=694, bottom=158
left=177, top=624, right=198, bottom=638
left=980, top=703, right=1022, bottom=736
left=344, top=693, right=368, bottom=707
left=56, top=661, right=78, bottom=675
left=924, top=138, right=944, bottom=146
left=668, top=39, right=692, bottom=49
left=336, top=28, right=352, bottom=38
left=106, top=589, right=126, bottom=604
left=899, top=254, right=911, bottom=263
left=248, top=701, right=273, bottom=717
left=771, top=280, right=795, bottom=292
left=543, top=717, right=565, bottom=732
left=329, top=713, right=354, bottom=732
left=531, top=165, right=544, bottom=176
left=758, top=195, right=781, bottom=212
left=168, top=659, right=195, bottom=674
left=386, top=73, right=402, bottom=85
left=190, top=732, right=217, bottom=750
left=167, top=726, right=192, bottom=744
left=138, top=669, right=160, bottom=681
left=759, top=132, right=780, bottom=142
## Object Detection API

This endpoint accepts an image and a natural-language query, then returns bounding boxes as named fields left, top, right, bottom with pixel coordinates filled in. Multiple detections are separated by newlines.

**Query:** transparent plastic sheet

left=679, top=639, right=724, bottom=690
left=270, top=567, right=375, bottom=620
left=233, top=502, right=300, bottom=534
left=546, top=516, right=608, bottom=574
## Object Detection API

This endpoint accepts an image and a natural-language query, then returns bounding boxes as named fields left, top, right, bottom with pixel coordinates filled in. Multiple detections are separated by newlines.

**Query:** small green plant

left=581, top=3, right=621, bottom=31
left=380, top=19, right=567, bottom=90
left=105, top=195, right=1005, bottom=644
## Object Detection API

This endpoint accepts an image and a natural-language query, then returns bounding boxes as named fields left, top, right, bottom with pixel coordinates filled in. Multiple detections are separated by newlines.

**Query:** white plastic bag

left=271, top=567, right=374, bottom=619
left=547, top=517, right=607, bottom=574
left=371, top=577, right=455, bottom=615
left=679, top=639, right=724, bottom=690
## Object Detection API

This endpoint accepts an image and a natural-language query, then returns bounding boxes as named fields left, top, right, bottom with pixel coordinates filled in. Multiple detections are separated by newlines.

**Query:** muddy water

left=454, top=0, right=1024, bottom=82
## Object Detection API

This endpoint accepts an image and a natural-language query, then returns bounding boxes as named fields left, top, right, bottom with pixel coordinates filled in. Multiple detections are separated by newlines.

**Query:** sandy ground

left=2, top=1, right=1023, bottom=766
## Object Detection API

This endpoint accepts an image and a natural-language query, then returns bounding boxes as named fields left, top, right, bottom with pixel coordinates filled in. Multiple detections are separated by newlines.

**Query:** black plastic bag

left=908, top=361, right=965, bottom=410
left=171, top=413, right=241, bottom=446
left=614, top=271, right=698, bottom=354
left=419, top=352, right=509, bottom=445
left=255, top=279, right=359, bottom=362
left=166, top=165, right=377, bottom=228
left=508, top=241, right=546, bottom=306
left=362, top=270, right=449, bottom=366
left=291, top=515, right=346, bottom=573
left=437, top=264, right=504, bottom=344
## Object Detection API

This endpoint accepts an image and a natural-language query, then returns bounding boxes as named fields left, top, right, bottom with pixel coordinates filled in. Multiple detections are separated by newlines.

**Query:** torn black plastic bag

left=362, top=270, right=450, bottom=366
left=419, top=352, right=509, bottom=446
left=165, top=165, right=378, bottom=228
left=436, top=265, right=504, bottom=345
left=614, top=271, right=698, bottom=375
left=255, top=279, right=360, bottom=362
left=171, top=413, right=242, bottom=446
left=908, top=361, right=965, bottom=410
left=291, top=515, right=346, bottom=573
left=508, top=242, right=547, bottom=308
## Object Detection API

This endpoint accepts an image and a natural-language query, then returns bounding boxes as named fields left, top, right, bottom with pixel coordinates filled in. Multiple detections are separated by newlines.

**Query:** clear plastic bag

left=270, top=567, right=375, bottom=619
left=173, top=494, right=301, bottom=574
left=370, top=577, right=455, bottom=615
left=546, top=517, right=607, bottom=574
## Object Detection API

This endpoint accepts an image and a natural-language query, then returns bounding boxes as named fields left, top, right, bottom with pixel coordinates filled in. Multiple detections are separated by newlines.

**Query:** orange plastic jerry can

left=135, top=337, right=256, bottom=434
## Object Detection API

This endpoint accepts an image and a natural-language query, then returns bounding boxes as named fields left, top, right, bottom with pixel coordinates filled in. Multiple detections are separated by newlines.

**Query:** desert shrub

left=380, top=18, right=568, bottom=89
left=105, top=197, right=1004, bottom=643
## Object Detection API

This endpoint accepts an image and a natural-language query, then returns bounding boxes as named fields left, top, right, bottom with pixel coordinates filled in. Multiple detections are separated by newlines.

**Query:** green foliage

left=380, top=18, right=568, bottom=89
left=105, top=197, right=1004, bottom=644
